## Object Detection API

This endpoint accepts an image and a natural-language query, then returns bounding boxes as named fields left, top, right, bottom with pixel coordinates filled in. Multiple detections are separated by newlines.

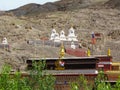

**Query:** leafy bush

left=70, top=74, right=92, bottom=90
left=0, top=64, right=30, bottom=90
left=114, top=76, right=120, bottom=90
left=70, top=71, right=120, bottom=90
left=27, top=60, right=56, bottom=90
left=0, top=60, right=56, bottom=90
left=94, top=70, right=112, bottom=90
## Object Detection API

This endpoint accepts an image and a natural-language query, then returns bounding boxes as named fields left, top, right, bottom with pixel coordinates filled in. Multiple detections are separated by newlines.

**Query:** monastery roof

left=44, top=69, right=98, bottom=75
left=11, top=69, right=98, bottom=76
left=28, top=56, right=98, bottom=61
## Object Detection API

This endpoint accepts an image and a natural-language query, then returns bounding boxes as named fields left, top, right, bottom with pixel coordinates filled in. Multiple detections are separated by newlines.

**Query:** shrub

left=70, top=74, right=92, bottom=90
left=94, top=70, right=112, bottom=90
left=0, top=60, right=56, bottom=90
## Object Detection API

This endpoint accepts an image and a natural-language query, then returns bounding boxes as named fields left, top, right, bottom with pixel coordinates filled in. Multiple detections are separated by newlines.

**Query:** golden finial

left=55, top=43, right=65, bottom=70
left=107, top=48, right=111, bottom=56
left=60, top=43, right=65, bottom=58
left=87, top=49, right=91, bottom=57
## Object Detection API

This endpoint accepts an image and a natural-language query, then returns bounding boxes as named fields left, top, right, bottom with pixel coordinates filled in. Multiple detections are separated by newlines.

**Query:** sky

left=0, top=0, right=59, bottom=10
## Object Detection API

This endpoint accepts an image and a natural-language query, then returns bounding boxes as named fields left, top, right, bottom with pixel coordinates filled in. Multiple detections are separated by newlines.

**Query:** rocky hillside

left=7, top=3, right=58, bottom=16
left=7, top=0, right=108, bottom=16
left=105, top=0, right=120, bottom=9
left=0, top=0, right=120, bottom=70
left=0, top=11, right=5, bottom=15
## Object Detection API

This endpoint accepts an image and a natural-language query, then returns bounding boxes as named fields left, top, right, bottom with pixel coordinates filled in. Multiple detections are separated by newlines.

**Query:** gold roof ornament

left=59, top=43, right=65, bottom=58
left=107, top=48, right=111, bottom=56
left=87, top=49, right=91, bottom=57
left=55, top=43, right=65, bottom=70
left=55, top=58, right=65, bottom=70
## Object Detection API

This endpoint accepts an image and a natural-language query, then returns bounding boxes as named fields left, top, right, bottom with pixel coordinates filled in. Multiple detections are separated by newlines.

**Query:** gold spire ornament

left=59, top=43, right=65, bottom=58
left=107, top=48, right=111, bottom=56
left=87, top=49, right=91, bottom=57
left=55, top=43, right=65, bottom=70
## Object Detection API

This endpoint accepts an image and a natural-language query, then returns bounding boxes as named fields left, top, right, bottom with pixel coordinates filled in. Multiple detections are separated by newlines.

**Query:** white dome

left=60, top=30, right=65, bottom=35
left=2, top=37, right=8, bottom=45
left=60, top=30, right=66, bottom=41
left=50, top=29, right=57, bottom=40
left=69, top=27, right=75, bottom=34
left=54, top=33, right=60, bottom=42
left=52, top=29, right=56, bottom=34
left=68, top=27, right=78, bottom=41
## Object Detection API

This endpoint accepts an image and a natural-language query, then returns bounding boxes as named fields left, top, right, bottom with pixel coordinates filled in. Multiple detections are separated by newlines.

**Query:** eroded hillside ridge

left=7, top=0, right=109, bottom=16
left=105, top=0, right=120, bottom=9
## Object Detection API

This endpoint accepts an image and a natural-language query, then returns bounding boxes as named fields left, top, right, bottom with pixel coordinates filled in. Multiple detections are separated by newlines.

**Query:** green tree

left=70, top=82, right=79, bottom=90
left=94, top=70, right=111, bottom=90
left=27, top=60, right=56, bottom=90
left=0, top=64, right=31, bottom=90
left=0, top=64, right=11, bottom=90
left=70, top=74, right=92, bottom=90
left=114, top=76, right=120, bottom=90
left=78, top=74, right=92, bottom=90
left=0, top=60, right=56, bottom=90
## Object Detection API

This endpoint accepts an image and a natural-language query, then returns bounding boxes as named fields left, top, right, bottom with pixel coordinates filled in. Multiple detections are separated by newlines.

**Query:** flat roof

left=13, top=69, right=98, bottom=76
left=28, top=56, right=98, bottom=61
left=105, top=71, right=120, bottom=75
left=112, top=63, right=120, bottom=66
left=93, top=55, right=112, bottom=58
left=44, top=69, right=98, bottom=75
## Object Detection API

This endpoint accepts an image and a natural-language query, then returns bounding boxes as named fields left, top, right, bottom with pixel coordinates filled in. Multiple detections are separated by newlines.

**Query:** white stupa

left=54, top=33, right=60, bottom=42
left=60, top=30, right=66, bottom=41
left=67, top=27, right=78, bottom=41
left=50, top=29, right=56, bottom=40
left=71, top=41, right=76, bottom=49
left=2, top=37, right=8, bottom=45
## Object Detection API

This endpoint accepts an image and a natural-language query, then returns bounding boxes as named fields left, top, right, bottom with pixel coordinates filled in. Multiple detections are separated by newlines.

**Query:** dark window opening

left=46, top=64, right=96, bottom=70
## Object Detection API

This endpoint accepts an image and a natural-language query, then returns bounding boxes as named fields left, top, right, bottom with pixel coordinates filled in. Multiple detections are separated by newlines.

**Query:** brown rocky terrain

left=0, top=0, right=120, bottom=71
left=105, top=0, right=120, bottom=9
left=7, top=0, right=108, bottom=16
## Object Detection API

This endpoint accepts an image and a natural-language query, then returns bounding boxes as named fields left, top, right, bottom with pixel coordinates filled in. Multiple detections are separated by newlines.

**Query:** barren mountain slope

left=0, top=15, right=72, bottom=71
left=105, top=0, right=120, bottom=9
left=0, top=0, right=120, bottom=70
left=7, top=0, right=108, bottom=16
